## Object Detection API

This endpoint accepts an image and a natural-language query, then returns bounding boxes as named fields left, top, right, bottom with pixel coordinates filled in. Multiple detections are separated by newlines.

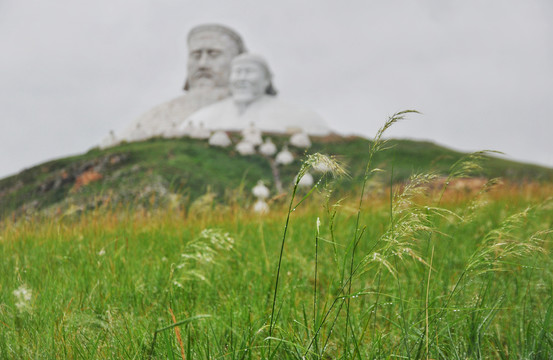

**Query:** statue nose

left=198, top=52, right=209, bottom=66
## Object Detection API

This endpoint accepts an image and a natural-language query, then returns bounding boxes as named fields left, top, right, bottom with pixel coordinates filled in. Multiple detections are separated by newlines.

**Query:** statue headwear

left=184, top=24, right=247, bottom=91
left=232, top=53, right=278, bottom=96
left=187, top=24, right=246, bottom=53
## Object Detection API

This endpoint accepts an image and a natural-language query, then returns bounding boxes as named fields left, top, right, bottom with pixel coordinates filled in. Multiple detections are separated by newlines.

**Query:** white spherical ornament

left=253, top=199, right=270, bottom=214
left=295, top=172, right=314, bottom=188
left=190, top=122, right=211, bottom=139
left=208, top=131, right=232, bottom=147
left=162, top=122, right=179, bottom=138
left=275, top=146, right=294, bottom=165
left=99, top=130, right=119, bottom=149
left=290, top=131, right=311, bottom=148
left=252, top=180, right=270, bottom=199
left=241, top=123, right=263, bottom=146
left=236, top=141, right=256, bottom=155
left=179, top=121, right=195, bottom=138
left=259, top=138, right=277, bottom=156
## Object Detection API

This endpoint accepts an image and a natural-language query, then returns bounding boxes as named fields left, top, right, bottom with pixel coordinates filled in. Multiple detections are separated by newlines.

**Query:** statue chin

left=231, top=92, right=258, bottom=104
left=189, top=77, right=218, bottom=89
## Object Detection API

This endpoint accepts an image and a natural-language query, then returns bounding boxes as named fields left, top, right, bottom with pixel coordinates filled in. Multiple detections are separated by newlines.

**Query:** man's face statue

left=187, top=30, right=240, bottom=89
left=230, top=60, right=270, bottom=104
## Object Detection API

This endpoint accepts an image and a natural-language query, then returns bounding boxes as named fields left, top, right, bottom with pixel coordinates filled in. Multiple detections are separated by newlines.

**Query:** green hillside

left=1, top=134, right=552, bottom=219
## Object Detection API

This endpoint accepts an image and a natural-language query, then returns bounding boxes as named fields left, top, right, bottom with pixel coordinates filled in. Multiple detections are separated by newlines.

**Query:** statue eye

left=208, top=50, right=221, bottom=58
left=190, top=51, right=201, bottom=60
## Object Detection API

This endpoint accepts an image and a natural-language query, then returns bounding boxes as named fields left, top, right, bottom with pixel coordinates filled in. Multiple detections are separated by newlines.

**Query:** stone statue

left=182, top=54, right=331, bottom=136
left=119, top=24, right=246, bottom=142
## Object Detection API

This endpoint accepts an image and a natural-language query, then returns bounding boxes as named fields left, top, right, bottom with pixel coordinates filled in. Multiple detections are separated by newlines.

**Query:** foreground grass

left=1, top=178, right=552, bottom=359
left=2, top=112, right=553, bottom=358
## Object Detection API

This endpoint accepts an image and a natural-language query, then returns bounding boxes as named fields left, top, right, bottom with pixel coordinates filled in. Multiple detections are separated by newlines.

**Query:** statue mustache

left=191, top=69, right=214, bottom=79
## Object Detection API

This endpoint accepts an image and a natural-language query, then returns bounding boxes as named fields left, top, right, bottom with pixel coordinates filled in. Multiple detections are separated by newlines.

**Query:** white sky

left=1, top=0, right=552, bottom=178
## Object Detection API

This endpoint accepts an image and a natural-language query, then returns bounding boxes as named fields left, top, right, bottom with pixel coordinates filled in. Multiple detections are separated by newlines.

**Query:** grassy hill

left=1, top=133, right=552, bottom=219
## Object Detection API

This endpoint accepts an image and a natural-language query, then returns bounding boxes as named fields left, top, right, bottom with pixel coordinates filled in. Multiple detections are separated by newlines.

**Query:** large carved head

left=184, top=24, right=246, bottom=91
left=230, top=54, right=277, bottom=106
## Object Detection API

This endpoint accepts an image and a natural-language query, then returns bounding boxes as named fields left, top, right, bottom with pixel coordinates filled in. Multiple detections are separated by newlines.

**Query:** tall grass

left=1, top=114, right=552, bottom=358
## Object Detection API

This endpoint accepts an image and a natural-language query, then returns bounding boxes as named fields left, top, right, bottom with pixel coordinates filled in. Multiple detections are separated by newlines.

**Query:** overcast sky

left=1, top=0, right=552, bottom=179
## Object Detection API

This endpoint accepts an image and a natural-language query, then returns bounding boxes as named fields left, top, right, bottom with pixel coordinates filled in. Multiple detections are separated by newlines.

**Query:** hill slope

left=1, top=134, right=552, bottom=219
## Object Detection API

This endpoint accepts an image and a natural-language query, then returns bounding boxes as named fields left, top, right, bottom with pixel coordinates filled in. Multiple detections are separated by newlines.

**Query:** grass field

left=1, top=116, right=553, bottom=359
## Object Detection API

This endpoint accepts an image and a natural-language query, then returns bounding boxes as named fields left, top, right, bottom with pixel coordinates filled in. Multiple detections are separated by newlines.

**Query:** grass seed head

left=13, top=284, right=33, bottom=313
left=302, top=153, right=347, bottom=179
